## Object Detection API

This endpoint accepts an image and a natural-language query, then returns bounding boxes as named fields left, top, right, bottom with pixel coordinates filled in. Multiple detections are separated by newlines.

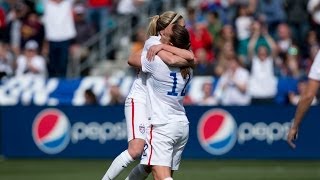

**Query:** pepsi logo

left=32, top=109, right=70, bottom=154
left=197, top=109, right=237, bottom=155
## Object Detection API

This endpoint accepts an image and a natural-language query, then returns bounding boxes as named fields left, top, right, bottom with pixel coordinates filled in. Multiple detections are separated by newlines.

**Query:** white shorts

left=125, top=98, right=149, bottom=142
left=140, top=121, right=189, bottom=171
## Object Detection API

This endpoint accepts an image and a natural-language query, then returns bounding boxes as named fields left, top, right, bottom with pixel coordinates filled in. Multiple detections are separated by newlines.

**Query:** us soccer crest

left=139, top=124, right=145, bottom=134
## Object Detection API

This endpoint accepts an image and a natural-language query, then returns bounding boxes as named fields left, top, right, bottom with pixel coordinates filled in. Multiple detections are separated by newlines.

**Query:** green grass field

left=1, top=158, right=320, bottom=180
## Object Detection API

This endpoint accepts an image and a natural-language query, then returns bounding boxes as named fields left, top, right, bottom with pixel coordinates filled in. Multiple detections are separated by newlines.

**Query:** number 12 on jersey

left=167, top=72, right=191, bottom=97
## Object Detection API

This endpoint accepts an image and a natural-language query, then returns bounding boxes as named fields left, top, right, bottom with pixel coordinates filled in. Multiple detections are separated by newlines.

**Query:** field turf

left=0, top=158, right=320, bottom=180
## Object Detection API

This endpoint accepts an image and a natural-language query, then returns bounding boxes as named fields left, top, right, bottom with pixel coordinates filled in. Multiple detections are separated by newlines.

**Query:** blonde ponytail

left=147, top=15, right=160, bottom=36
left=147, top=11, right=184, bottom=37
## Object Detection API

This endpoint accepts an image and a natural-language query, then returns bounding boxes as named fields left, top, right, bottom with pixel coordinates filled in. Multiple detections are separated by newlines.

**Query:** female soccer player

left=101, top=11, right=194, bottom=180
left=287, top=50, right=320, bottom=148
left=128, top=22, right=193, bottom=180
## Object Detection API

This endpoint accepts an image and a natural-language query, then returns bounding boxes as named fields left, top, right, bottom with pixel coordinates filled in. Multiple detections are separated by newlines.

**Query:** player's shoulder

left=144, top=36, right=161, bottom=49
left=144, top=55, right=165, bottom=67
left=148, top=56, right=174, bottom=74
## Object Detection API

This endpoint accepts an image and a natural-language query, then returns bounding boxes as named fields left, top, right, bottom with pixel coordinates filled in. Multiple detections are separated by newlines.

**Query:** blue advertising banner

left=2, top=106, right=127, bottom=157
left=1, top=106, right=320, bottom=158
left=185, top=106, right=320, bottom=159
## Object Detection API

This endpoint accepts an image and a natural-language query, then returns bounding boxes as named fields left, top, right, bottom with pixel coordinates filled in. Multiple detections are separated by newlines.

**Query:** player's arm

left=147, top=44, right=194, bottom=61
left=141, top=54, right=157, bottom=74
left=147, top=44, right=195, bottom=67
left=287, top=78, right=320, bottom=148
left=128, top=49, right=142, bottom=68
left=128, top=36, right=159, bottom=68
left=157, top=50, right=195, bottom=67
left=247, top=32, right=259, bottom=60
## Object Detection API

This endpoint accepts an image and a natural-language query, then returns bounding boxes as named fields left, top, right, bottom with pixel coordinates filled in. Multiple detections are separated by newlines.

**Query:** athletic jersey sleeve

left=144, top=36, right=161, bottom=50
left=141, top=36, right=161, bottom=73
left=142, top=55, right=164, bottom=73
left=309, top=51, right=320, bottom=81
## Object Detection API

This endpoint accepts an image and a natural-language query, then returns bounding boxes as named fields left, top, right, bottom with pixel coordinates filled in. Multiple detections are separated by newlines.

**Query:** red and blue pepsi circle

left=197, top=109, right=237, bottom=155
left=32, top=108, right=70, bottom=154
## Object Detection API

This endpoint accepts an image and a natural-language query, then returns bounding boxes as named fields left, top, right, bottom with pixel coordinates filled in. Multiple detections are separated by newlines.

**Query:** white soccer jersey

left=126, top=36, right=161, bottom=103
left=141, top=54, right=192, bottom=125
left=309, top=50, right=320, bottom=81
left=124, top=36, right=163, bottom=141
left=126, top=71, right=148, bottom=103
left=144, top=36, right=162, bottom=50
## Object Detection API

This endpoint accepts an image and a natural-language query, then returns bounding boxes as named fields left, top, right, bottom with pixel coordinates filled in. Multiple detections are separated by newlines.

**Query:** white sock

left=102, top=150, right=134, bottom=180
left=163, top=178, right=173, bottom=180
left=125, top=164, right=150, bottom=180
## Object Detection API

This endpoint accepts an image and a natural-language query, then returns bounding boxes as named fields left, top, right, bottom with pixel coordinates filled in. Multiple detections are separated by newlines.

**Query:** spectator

left=234, top=4, right=253, bottom=64
left=20, top=11, right=44, bottom=51
left=43, top=0, right=76, bottom=77
left=0, top=43, right=14, bottom=79
left=206, top=10, right=222, bottom=51
left=289, top=79, right=318, bottom=106
left=86, top=0, right=113, bottom=32
left=306, top=30, right=320, bottom=49
left=193, top=48, right=215, bottom=76
left=235, top=4, right=253, bottom=43
left=257, top=0, right=286, bottom=37
left=303, top=45, right=320, bottom=75
left=240, top=20, right=275, bottom=64
left=198, top=81, right=218, bottom=106
left=70, top=3, right=95, bottom=76
left=214, top=41, right=235, bottom=77
left=84, top=88, right=98, bottom=105
left=189, top=22, right=214, bottom=62
left=185, top=6, right=205, bottom=30
left=109, top=84, right=124, bottom=105
left=284, top=0, right=309, bottom=47
left=15, top=40, right=47, bottom=78
left=216, top=0, right=238, bottom=24
left=73, top=3, right=94, bottom=43
left=130, top=27, right=146, bottom=55
left=275, top=45, right=303, bottom=105
left=280, top=46, right=304, bottom=79
left=275, top=23, right=293, bottom=58
left=214, top=55, right=251, bottom=105
left=247, top=22, right=278, bottom=104
left=302, top=30, right=320, bottom=59
left=5, top=2, right=29, bottom=57
left=216, top=24, right=236, bottom=53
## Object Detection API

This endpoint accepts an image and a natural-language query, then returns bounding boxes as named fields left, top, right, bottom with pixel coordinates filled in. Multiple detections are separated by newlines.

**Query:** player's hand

left=287, top=127, right=298, bottom=149
left=147, top=44, right=162, bottom=61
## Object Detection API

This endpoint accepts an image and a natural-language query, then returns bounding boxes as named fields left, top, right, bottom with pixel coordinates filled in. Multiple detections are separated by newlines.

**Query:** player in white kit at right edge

left=287, top=50, right=320, bottom=148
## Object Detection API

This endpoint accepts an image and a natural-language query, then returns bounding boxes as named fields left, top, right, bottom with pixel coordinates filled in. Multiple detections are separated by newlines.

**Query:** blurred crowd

left=181, top=0, right=320, bottom=106
left=0, top=0, right=102, bottom=79
left=1, top=0, right=320, bottom=106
